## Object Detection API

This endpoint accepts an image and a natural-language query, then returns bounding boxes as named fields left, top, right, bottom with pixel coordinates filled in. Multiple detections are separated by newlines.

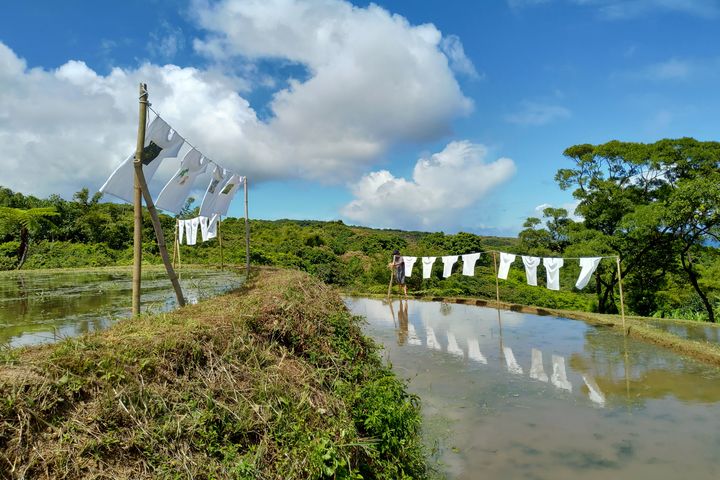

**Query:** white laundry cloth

left=582, top=375, right=606, bottom=406
left=551, top=355, right=572, bottom=392
left=211, top=174, right=243, bottom=216
left=207, top=214, right=219, bottom=240
left=522, top=256, right=541, bottom=286
left=529, top=348, right=548, bottom=382
left=402, top=256, right=417, bottom=277
left=446, top=332, right=464, bottom=357
left=543, top=258, right=564, bottom=290
left=100, top=116, right=184, bottom=203
left=155, top=148, right=209, bottom=214
left=461, top=253, right=481, bottom=276
left=199, top=166, right=230, bottom=217
left=422, top=257, right=436, bottom=279
left=186, top=217, right=200, bottom=246
left=199, top=216, right=210, bottom=242
left=177, top=220, right=186, bottom=245
left=425, top=326, right=441, bottom=351
left=441, top=255, right=458, bottom=278
left=575, top=257, right=602, bottom=290
left=497, top=252, right=516, bottom=280
left=503, top=346, right=523, bottom=375
left=467, top=338, right=487, bottom=364
left=407, top=323, right=422, bottom=346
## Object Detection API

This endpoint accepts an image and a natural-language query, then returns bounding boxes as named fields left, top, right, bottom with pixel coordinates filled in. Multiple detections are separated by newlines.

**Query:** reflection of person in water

left=389, top=249, right=408, bottom=296
left=397, top=299, right=409, bottom=346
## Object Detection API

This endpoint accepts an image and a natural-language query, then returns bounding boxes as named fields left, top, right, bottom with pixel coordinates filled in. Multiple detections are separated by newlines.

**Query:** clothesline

left=455, top=249, right=619, bottom=261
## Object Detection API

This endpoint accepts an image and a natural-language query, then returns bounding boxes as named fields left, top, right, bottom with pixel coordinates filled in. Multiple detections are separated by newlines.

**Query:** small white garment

left=522, top=256, right=541, bottom=287
left=582, top=375, right=606, bottom=406
left=551, top=355, right=572, bottom=392
left=425, top=326, right=441, bottom=351
left=461, top=253, right=481, bottom=276
left=207, top=214, right=219, bottom=240
left=529, top=348, right=548, bottom=382
left=407, top=323, right=422, bottom=346
left=575, top=257, right=602, bottom=290
left=155, top=148, right=209, bottom=214
left=467, top=338, right=487, bottom=364
left=100, top=116, right=184, bottom=203
left=498, top=253, right=516, bottom=280
left=199, top=166, right=229, bottom=217
left=186, top=217, right=200, bottom=246
left=177, top=220, right=186, bottom=245
left=211, top=174, right=243, bottom=216
left=503, top=346, right=523, bottom=375
left=422, top=257, right=436, bottom=279
left=441, top=255, right=458, bottom=278
left=199, top=216, right=210, bottom=242
left=446, top=332, right=464, bottom=357
left=543, top=258, right=564, bottom=290
left=403, top=256, right=417, bottom=277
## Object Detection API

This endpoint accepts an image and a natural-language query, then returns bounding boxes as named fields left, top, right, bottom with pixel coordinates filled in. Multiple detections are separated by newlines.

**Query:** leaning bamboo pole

left=244, top=177, right=250, bottom=276
left=132, top=83, right=148, bottom=316
left=218, top=216, right=224, bottom=271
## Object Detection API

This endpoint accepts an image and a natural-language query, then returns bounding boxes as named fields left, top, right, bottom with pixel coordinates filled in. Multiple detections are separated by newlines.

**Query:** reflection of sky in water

left=0, top=269, right=245, bottom=347
left=346, top=297, right=720, bottom=480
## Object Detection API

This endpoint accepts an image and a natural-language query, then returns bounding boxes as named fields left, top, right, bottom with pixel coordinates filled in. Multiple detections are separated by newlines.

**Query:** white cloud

left=533, top=200, right=582, bottom=221
left=341, top=141, right=516, bottom=230
left=508, top=0, right=720, bottom=18
left=504, top=101, right=571, bottom=126
left=147, top=21, right=186, bottom=61
left=440, top=35, right=482, bottom=79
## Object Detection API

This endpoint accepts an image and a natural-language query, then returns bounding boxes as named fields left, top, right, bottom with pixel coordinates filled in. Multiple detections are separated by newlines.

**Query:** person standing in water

left=389, top=249, right=408, bottom=296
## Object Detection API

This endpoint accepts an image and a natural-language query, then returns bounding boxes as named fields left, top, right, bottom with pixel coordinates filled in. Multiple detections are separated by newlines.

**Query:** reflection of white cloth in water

left=441, top=255, right=458, bottom=278
left=186, top=217, right=200, bottom=246
left=207, top=214, right=219, bottom=240
left=403, top=256, right=418, bottom=277
left=467, top=338, right=487, bottom=364
left=582, top=374, right=606, bottom=406
left=551, top=355, right=572, bottom=391
left=503, top=346, right=523, bottom=375
left=407, top=323, right=422, bottom=346
left=522, top=256, right=541, bottom=287
left=498, top=252, right=516, bottom=280
left=422, top=257, right=436, bottom=279
left=543, top=258, right=564, bottom=291
left=529, top=348, right=548, bottom=382
left=425, top=326, right=441, bottom=351
left=178, top=220, right=186, bottom=245
left=446, top=331, right=464, bottom=357
left=576, top=257, right=602, bottom=290
left=461, top=253, right=481, bottom=276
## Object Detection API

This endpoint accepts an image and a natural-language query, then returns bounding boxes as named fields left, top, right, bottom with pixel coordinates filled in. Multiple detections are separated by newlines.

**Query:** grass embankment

left=0, top=269, right=427, bottom=479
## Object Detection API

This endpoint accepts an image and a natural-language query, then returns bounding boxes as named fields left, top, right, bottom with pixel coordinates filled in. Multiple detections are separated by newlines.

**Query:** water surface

left=345, top=297, right=720, bottom=480
left=0, top=268, right=245, bottom=347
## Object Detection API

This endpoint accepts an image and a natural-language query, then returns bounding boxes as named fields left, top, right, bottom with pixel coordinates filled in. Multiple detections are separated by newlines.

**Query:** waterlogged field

left=0, top=267, right=245, bottom=347
left=346, top=297, right=720, bottom=480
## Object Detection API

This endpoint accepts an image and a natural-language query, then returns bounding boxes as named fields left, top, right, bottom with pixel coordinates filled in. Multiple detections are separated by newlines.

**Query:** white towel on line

left=461, top=253, right=481, bottom=276
left=441, top=255, right=458, bottom=278
left=576, top=257, right=602, bottom=290
left=403, top=256, right=418, bottom=277
left=543, top=257, right=564, bottom=290
left=498, top=252, right=516, bottom=280
left=422, top=257, right=436, bottom=279
left=522, top=256, right=541, bottom=286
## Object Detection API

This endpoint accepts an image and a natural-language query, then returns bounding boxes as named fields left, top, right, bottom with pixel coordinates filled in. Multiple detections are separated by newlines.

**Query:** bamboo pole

left=492, top=251, right=504, bottom=354
left=176, top=223, right=182, bottom=271
left=132, top=83, right=148, bottom=316
left=244, top=177, right=250, bottom=277
left=616, top=255, right=627, bottom=335
left=218, top=216, right=224, bottom=271
left=172, top=219, right=178, bottom=269
left=387, top=266, right=394, bottom=298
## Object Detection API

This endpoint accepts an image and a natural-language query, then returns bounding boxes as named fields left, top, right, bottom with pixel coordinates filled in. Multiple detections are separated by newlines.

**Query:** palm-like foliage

left=0, top=207, right=59, bottom=269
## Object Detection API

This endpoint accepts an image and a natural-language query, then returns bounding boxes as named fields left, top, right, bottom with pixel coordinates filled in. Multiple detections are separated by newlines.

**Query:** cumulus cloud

left=508, top=0, right=720, bottom=18
left=341, top=141, right=516, bottom=230
left=504, top=101, right=571, bottom=126
left=440, top=35, right=482, bottom=79
left=1, top=0, right=476, bottom=200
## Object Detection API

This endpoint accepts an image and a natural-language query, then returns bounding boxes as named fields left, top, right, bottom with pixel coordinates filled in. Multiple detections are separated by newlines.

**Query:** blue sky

left=2, top=0, right=719, bottom=236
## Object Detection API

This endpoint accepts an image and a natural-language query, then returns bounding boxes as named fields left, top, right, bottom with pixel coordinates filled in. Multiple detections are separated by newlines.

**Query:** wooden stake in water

left=172, top=219, right=178, bottom=269
left=244, top=177, right=250, bottom=277
left=387, top=261, right=394, bottom=298
left=132, top=83, right=148, bottom=316
left=616, top=255, right=627, bottom=335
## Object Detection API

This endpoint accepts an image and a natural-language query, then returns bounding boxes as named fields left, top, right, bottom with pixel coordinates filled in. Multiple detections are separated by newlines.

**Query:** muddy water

left=0, top=268, right=245, bottom=348
left=345, top=297, right=720, bottom=480
left=643, top=318, right=720, bottom=344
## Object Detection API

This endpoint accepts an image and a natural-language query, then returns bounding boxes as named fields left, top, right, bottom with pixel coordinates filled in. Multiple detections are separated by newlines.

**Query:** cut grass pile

left=0, top=268, right=427, bottom=479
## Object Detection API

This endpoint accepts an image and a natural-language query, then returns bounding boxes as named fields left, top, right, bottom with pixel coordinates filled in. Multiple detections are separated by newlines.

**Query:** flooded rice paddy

left=0, top=268, right=245, bottom=347
left=345, top=297, right=720, bottom=480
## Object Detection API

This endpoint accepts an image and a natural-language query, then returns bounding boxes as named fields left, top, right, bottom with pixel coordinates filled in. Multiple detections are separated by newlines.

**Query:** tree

left=0, top=207, right=59, bottom=269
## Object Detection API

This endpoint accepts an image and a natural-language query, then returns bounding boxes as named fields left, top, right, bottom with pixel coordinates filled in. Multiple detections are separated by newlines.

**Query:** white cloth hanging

left=403, top=256, right=417, bottom=277
left=177, top=220, right=186, bottom=245
left=100, top=116, right=184, bottom=203
left=467, top=338, right=487, bottom=364
left=529, top=348, right=548, bottom=382
left=199, top=216, right=210, bottom=242
left=543, top=257, right=564, bottom=290
left=576, top=257, right=602, bottom=290
left=207, top=214, right=219, bottom=240
left=422, top=257, right=436, bottom=279
left=498, top=252, right=516, bottom=280
left=155, top=148, right=209, bottom=214
left=211, top=174, right=243, bottom=216
left=186, top=217, right=200, bottom=246
left=503, top=346, right=523, bottom=375
left=199, top=166, right=229, bottom=217
left=441, top=255, right=458, bottom=278
left=551, top=355, right=572, bottom=392
left=522, top=256, right=541, bottom=286
left=461, top=253, right=481, bottom=276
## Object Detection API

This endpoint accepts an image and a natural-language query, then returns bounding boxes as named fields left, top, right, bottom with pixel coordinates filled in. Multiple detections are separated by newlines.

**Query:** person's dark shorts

left=395, top=264, right=406, bottom=285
